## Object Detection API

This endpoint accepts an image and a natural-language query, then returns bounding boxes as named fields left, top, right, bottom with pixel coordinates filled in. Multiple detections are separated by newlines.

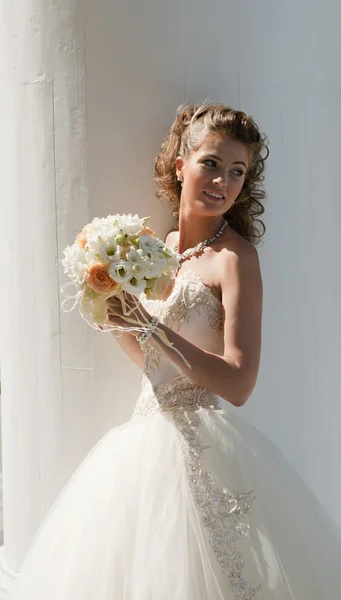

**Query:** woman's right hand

left=105, top=294, right=146, bottom=368
left=105, top=294, right=132, bottom=332
left=105, top=293, right=151, bottom=336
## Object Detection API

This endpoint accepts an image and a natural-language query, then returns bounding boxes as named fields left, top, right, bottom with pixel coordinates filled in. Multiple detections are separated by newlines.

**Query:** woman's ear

left=175, top=155, right=184, bottom=178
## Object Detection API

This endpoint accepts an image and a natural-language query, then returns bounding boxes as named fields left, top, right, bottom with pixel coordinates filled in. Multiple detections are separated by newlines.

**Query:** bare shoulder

left=214, top=228, right=263, bottom=334
left=215, top=228, right=262, bottom=284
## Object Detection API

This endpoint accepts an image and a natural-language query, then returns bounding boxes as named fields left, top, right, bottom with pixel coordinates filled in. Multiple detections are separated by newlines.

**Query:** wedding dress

left=9, top=269, right=341, bottom=600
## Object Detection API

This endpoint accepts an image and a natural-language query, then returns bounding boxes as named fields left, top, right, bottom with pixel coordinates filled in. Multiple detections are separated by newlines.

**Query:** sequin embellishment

left=142, top=343, right=160, bottom=375
left=172, top=407, right=262, bottom=599
left=132, top=375, right=220, bottom=420
left=132, top=375, right=261, bottom=599
left=139, top=270, right=223, bottom=376
left=162, top=270, right=223, bottom=332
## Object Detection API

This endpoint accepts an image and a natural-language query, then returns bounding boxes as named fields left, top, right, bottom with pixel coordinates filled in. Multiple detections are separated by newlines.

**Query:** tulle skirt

left=8, top=388, right=341, bottom=600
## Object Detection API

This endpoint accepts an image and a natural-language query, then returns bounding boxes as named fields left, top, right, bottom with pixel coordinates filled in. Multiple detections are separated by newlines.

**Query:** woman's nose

left=213, top=175, right=227, bottom=187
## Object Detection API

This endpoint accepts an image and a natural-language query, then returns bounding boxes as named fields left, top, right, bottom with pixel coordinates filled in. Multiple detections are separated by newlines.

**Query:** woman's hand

left=105, top=292, right=152, bottom=335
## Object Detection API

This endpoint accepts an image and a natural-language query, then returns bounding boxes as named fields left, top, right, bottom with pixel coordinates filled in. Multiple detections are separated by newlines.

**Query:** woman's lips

left=203, top=191, right=225, bottom=201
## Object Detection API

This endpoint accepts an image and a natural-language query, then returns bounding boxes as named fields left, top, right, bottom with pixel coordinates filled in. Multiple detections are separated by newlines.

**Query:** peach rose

left=136, top=226, right=157, bottom=239
left=75, top=230, right=87, bottom=248
left=147, top=274, right=175, bottom=301
left=85, top=262, right=121, bottom=295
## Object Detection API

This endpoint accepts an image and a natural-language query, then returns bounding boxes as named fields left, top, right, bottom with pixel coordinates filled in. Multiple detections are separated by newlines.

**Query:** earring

left=177, top=174, right=183, bottom=183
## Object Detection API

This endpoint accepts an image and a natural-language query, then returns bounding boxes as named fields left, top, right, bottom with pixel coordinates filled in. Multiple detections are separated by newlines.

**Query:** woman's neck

left=176, top=211, right=226, bottom=253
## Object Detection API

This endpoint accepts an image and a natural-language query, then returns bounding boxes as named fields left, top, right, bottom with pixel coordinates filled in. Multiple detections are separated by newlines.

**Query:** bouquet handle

left=61, top=284, right=191, bottom=370
left=116, top=292, right=192, bottom=370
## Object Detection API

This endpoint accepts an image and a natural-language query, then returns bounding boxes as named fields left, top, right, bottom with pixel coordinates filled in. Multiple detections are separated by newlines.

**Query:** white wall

left=85, top=0, right=341, bottom=524
left=235, top=0, right=341, bottom=526
left=0, top=0, right=340, bottom=579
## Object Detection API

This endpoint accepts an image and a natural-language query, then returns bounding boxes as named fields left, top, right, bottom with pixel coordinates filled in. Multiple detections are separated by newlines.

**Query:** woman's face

left=176, top=132, right=250, bottom=217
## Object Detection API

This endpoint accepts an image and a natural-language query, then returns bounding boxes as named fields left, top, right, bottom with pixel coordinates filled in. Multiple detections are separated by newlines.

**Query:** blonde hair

left=154, top=102, right=269, bottom=245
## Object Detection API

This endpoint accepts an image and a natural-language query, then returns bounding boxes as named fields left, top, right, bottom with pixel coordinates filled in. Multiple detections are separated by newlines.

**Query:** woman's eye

left=232, top=169, right=245, bottom=177
left=203, top=159, right=217, bottom=168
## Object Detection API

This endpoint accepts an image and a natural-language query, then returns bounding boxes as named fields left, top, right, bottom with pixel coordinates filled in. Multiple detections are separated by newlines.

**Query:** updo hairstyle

left=154, top=102, right=269, bottom=245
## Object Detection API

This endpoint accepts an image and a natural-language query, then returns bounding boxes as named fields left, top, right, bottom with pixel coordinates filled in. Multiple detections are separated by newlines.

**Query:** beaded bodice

left=132, top=269, right=224, bottom=419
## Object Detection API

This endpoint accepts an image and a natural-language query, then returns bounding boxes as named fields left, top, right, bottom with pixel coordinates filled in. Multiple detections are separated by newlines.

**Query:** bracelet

left=136, top=316, right=160, bottom=345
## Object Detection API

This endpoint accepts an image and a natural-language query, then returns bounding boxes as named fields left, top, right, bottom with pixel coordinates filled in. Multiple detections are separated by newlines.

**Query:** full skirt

left=9, top=399, right=341, bottom=600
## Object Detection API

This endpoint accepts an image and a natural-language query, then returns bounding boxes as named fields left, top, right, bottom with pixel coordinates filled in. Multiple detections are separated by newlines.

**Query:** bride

left=9, top=102, right=341, bottom=599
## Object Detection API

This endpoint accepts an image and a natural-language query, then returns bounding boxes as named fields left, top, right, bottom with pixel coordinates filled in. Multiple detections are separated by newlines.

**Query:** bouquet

left=61, top=213, right=190, bottom=367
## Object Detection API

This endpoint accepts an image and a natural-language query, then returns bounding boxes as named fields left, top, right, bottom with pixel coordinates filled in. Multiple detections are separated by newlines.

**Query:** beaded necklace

left=173, top=218, right=228, bottom=267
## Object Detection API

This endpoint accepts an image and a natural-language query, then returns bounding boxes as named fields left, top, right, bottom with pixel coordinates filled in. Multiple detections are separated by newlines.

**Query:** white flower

left=115, top=213, right=146, bottom=236
left=161, top=254, right=180, bottom=275
left=98, top=241, right=121, bottom=264
left=138, top=235, right=160, bottom=255
left=62, top=245, right=87, bottom=284
left=108, top=262, right=133, bottom=283
left=85, top=233, right=102, bottom=256
left=123, top=275, right=146, bottom=294
left=89, top=217, right=105, bottom=230
left=87, top=217, right=121, bottom=243
left=84, top=248, right=98, bottom=264
left=126, top=247, right=147, bottom=266
left=144, top=257, right=167, bottom=278
left=131, top=262, right=146, bottom=278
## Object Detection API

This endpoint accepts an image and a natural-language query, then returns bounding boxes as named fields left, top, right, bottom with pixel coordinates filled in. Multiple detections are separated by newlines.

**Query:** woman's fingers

left=105, top=292, right=150, bottom=329
left=106, top=295, right=121, bottom=309
left=106, top=313, right=122, bottom=324
left=106, top=305, right=123, bottom=319
left=124, top=292, right=138, bottom=305
left=106, top=292, right=139, bottom=313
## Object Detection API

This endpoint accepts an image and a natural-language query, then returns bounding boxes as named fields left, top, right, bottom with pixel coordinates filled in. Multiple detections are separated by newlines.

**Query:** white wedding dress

left=9, top=269, right=341, bottom=599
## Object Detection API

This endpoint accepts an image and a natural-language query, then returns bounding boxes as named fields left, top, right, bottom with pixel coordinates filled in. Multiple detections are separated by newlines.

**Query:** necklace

left=173, top=218, right=228, bottom=266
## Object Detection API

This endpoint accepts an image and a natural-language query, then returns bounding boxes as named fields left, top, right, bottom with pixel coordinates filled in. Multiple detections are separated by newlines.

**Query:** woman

left=10, top=103, right=341, bottom=599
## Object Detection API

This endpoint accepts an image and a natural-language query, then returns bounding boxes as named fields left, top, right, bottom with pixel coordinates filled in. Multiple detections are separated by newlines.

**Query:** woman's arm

left=149, top=245, right=263, bottom=407
left=110, top=329, right=145, bottom=369
left=106, top=294, right=145, bottom=369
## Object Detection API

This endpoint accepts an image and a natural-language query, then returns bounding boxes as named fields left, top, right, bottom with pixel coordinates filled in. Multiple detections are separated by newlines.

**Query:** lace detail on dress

left=131, top=374, right=260, bottom=598
left=172, top=407, right=261, bottom=600
left=139, top=270, right=223, bottom=376
left=163, top=270, right=223, bottom=332
left=132, top=374, right=220, bottom=420
left=143, top=343, right=160, bottom=375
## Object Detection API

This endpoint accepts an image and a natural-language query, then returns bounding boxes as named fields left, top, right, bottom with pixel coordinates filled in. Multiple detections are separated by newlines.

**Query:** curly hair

left=154, top=102, right=269, bottom=246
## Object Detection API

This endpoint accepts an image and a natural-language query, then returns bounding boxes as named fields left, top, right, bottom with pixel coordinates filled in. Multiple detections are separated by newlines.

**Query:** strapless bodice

left=133, top=270, right=225, bottom=417
left=141, top=269, right=224, bottom=379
